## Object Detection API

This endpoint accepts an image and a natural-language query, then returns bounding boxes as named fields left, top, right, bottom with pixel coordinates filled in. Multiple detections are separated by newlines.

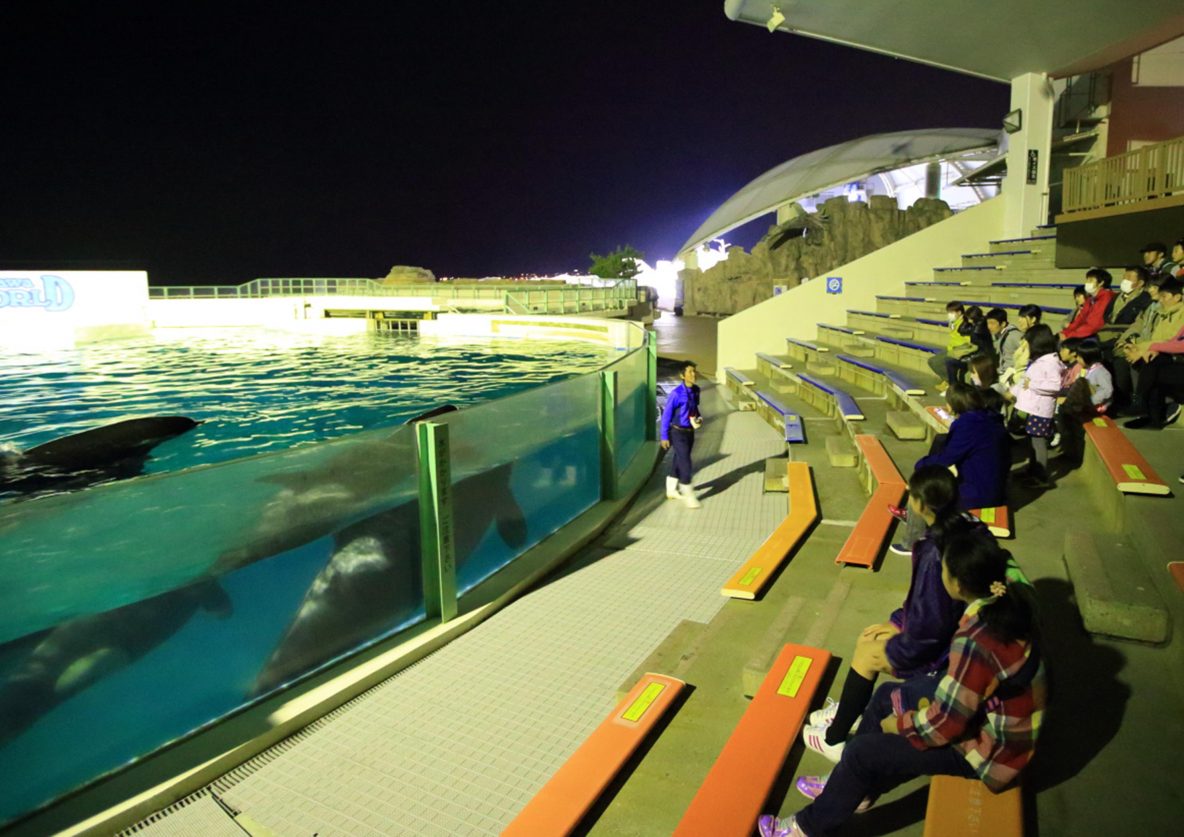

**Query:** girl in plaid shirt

left=760, top=534, right=1044, bottom=837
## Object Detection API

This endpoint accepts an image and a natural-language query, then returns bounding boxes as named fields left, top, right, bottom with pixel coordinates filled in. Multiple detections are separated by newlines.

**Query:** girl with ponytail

left=761, top=535, right=1044, bottom=837
left=801, top=466, right=991, bottom=764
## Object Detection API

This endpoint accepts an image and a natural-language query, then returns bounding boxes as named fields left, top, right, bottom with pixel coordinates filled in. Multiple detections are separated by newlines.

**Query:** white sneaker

left=801, top=722, right=845, bottom=763
left=665, top=476, right=680, bottom=499
left=679, top=483, right=701, bottom=509
left=808, top=697, right=839, bottom=727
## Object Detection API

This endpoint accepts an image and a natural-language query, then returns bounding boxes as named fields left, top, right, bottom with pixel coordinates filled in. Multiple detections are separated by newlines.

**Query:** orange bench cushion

left=722, top=462, right=818, bottom=599
left=674, top=644, right=831, bottom=837
left=855, top=434, right=906, bottom=488
left=503, top=673, right=686, bottom=836
left=922, top=775, right=1023, bottom=837
left=970, top=506, right=1011, bottom=538
left=1083, top=416, right=1170, bottom=495
left=836, top=482, right=906, bottom=568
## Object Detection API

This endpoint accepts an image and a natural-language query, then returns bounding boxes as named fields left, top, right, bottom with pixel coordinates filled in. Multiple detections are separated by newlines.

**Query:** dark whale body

left=0, top=416, right=200, bottom=498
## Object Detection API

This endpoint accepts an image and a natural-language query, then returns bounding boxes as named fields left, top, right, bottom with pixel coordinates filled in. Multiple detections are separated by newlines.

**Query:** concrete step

left=1063, top=530, right=1170, bottom=644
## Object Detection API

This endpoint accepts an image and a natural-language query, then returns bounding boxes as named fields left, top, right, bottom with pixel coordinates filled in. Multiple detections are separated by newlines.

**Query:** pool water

left=0, top=327, right=626, bottom=825
left=0, top=327, right=620, bottom=475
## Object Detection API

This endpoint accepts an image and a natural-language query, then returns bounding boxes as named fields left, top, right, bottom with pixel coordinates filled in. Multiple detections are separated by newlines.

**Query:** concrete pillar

left=1003, top=72, right=1055, bottom=237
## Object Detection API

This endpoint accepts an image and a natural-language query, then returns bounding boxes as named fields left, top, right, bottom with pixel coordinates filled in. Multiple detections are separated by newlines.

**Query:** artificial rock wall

left=681, top=195, right=952, bottom=316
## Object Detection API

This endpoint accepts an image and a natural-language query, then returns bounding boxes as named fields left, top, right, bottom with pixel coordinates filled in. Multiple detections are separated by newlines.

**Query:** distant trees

left=588, top=245, right=644, bottom=281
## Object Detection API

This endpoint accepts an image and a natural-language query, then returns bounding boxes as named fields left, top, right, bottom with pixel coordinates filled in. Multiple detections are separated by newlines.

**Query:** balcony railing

left=1062, top=134, right=1184, bottom=214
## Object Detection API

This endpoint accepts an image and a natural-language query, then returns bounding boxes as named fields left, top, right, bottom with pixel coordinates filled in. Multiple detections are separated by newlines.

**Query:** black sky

left=1, top=1, right=1009, bottom=284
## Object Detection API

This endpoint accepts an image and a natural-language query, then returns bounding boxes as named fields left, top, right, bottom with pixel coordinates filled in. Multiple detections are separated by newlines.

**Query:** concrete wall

left=147, top=295, right=441, bottom=328
left=420, top=314, right=642, bottom=350
left=716, top=196, right=1006, bottom=374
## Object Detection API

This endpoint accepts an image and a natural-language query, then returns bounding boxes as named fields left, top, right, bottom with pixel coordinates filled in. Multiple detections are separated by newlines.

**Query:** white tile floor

left=136, top=396, right=786, bottom=836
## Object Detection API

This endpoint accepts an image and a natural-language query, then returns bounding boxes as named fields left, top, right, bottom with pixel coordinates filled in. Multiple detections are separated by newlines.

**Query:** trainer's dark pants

left=795, top=677, right=977, bottom=837
left=669, top=427, right=695, bottom=483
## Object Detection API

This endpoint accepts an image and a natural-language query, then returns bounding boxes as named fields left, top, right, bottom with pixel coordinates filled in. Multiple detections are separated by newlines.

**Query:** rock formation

left=380, top=265, right=437, bottom=285
left=680, top=195, right=952, bottom=316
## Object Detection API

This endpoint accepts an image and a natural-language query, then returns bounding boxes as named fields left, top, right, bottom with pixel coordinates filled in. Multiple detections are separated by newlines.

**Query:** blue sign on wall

left=826, top=276, right=843, bottom=295
left=0, top=275, right=76, bottom=311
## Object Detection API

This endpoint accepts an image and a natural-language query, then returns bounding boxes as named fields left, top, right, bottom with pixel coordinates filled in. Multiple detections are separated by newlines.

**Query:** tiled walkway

left=133, top=385, right=785, bottom=835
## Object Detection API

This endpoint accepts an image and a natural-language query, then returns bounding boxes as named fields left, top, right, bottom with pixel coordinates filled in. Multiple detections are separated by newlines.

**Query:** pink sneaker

left=795, top=774, right=875, bottom=812
left=757, top=814, right=805, bottom=837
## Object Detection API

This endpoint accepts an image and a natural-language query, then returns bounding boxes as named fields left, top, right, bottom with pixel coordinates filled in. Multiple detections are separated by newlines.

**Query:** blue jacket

left=886, top=515, right=989, bottom=678
left=915, top=408, right=1009, bottom=509
left=659, top=382, right=700, bottom=442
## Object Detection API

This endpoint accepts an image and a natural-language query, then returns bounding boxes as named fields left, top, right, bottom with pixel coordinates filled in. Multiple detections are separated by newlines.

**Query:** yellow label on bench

left=978, top=507, right=996, bottom=523
left=1093, top=418, right=1108, bottom=427
left=621, top=682, right=665, bottom=723
left=1122, top=464, right=1147, bottom=481
left=740, top=567, right=763, bottom=586
left=777, top=656, right=813, bottom=699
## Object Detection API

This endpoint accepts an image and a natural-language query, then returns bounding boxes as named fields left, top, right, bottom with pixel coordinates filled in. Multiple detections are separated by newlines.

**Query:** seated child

left=759, top=534, right=1044, bottom=837
left=802, top=467, right=991, bottom=762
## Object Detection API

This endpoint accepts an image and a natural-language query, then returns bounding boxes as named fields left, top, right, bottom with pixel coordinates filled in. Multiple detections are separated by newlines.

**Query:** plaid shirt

left=896, top=601, right=1045, bottom=792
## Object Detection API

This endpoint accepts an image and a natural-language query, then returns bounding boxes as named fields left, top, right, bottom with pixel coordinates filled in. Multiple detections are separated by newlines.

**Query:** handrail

left=1063, top=133, right=1184, bottom=213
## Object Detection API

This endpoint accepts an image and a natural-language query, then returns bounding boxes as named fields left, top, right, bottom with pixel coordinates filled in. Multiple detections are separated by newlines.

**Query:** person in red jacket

left=1061, top=268, right=1116, bottom=340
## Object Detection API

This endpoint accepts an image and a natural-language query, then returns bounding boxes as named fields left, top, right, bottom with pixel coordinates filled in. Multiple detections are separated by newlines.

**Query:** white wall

left=147, top=295, right=442, bottom=328
left=716, top=196, right=1006, bottom=373
left=0, top=270, right=149, bottom=350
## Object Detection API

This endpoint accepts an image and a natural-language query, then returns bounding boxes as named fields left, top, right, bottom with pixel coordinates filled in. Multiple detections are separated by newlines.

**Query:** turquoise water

left=0, top=327, right=619, bottom=474
left=0, top=327, right=628, bottom=825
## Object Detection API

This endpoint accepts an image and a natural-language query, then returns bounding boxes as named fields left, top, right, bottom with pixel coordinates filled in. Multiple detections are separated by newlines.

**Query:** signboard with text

left=0, top=270, right=149, bottom=350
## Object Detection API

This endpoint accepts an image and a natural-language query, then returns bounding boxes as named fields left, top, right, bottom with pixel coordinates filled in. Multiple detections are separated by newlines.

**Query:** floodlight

left=1002, top=109, right=1023, bottom=134
left=766, top=6, right=786, bottom=32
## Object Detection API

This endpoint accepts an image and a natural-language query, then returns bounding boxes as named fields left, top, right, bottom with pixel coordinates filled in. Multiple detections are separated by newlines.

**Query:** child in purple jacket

left=801, top=467, right=992, bottom=762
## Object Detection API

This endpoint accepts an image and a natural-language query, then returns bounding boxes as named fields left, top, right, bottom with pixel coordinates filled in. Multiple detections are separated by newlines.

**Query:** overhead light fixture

left=766, top=5, right=786, bottom=33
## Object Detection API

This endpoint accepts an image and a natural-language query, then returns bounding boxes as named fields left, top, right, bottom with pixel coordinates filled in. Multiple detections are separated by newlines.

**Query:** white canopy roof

left=680, top=128, right=998, bottom=255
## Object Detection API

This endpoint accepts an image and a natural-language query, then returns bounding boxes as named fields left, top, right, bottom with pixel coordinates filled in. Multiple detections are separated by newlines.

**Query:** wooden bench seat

left=1082, top=416, right=1171, bottom=495
left=755, top=390, right=805, bottom=442
left=922, top=776, right=1023, bottom=837
left=819, top=323, right=864, bottom=336
left=836, top=354, right=925, bottom=397
left=503, top=673, right=686, bottom=836
left=724, top=367, right=755, bottom=387
left=722, top=462, right=817, bottom=599
left=798, top=373, right=865, bottom=420
left=848, top=308, right=900, bottom=319
left=875, top=335, right=941, bottom=354
left=755, top=351, right=792, bottom=370
left=837, top=436, right=907, bottom=568
left=673, top=644, right=831, bottom=836
left=970, top=505, right=1012, bottom=538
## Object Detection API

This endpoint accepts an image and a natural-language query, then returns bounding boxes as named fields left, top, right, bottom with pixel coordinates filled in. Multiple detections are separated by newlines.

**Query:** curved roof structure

left=680, top=128, right=998, bottom=255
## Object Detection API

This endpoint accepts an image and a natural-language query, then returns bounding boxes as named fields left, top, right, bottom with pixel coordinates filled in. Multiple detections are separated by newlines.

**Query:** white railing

left=1063, top=134, right=1184, bottom=213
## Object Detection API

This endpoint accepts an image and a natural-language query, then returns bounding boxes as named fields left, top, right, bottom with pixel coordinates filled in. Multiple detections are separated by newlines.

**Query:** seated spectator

left=1100, top=266, right=1153, bottom=342
left=761, top=535, right=1044, bottom=837
left=1142, top=241, right=1178, bottom=279
left=968, top=353, right=1006, bottom=412
left=1058, top=337, right=1083, bottom=390
left=1066, top=338, right=1113, bottom=417
left=1062, top=285, right=1087, bottom=332
left=926, top=301, right=975, bottom=390
left=1008, top=325, right=1064, bottom=489
left=1061, top=268, right=1116, bottom=339
left=1111, top=274, right=1168, bottom=414
left=964, top=305, right=992, bottom=357
left=891, top=384, right=1009, bottom=555
left=1001, top=305, right=1043, bottom=387
left=1172, top=240, right=1184, bottom=279
left=986, top=308, right=1022, bottom=382
left=1123, top=276, right=1184, bottom=429
left=802, top=467, right=987, bottom=763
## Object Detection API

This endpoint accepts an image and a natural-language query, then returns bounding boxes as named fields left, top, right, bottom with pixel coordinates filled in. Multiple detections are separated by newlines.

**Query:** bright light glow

left=766, top=6, right=786, bottom=32
left=636, top=239, right=731, bottom=309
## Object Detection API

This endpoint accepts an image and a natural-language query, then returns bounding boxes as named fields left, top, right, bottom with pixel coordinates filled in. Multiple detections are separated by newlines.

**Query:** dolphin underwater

left=0, top=416, right=201, bottom=499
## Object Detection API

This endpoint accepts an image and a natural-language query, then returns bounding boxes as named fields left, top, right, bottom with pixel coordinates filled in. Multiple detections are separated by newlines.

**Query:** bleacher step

left=886, top=410, right=927, bottom=441
left=614, top=619, right=708, bottom=703
left=806, top=359, right=836, bottom=375
left=825, top=435, right=858, bottom=467
left=764, top=457, right=790, bottom=492
left=1063, top=530, right=1169, bottom=644
left=741, top=596, right=805, bottom=698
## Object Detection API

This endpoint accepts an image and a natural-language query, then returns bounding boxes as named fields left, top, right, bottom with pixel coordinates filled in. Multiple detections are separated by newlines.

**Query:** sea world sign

left=0, top=275, right=76, bottom=311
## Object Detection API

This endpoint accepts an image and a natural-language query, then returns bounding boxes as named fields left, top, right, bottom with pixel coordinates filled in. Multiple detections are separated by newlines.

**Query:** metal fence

left=1063, top=133, right=1184, bottom=214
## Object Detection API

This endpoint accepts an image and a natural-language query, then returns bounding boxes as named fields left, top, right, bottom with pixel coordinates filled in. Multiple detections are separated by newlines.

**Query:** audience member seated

left=1061, top=268, right=1116, bottom=339
left=986, top=308, right=1022, bottom=383
left=1100, top=266, right=1153, bottom=343
left=1057, top=338, right=1113, bottom=464
left=968, top=354, right=1006, bottom=412
left=1061, top=285, right=1086, bottom=332
left=1006, top=325, right=1064, bottom=489
left=802, top=467, right=989, bottom=763
left=1171, top=240, right=1184, bottom=279
left=760, top=535, right=1044, bottom=837
left=1110, top=274, right=1168, bottom=415
left=1058, top=337, right=1083, bottom=390
left=1142, top=241, right=1179, bottom=279
left=1000, top=305, right=1043, bottom=388
left=927, top=301, right=976, bottom=390
left=1123, top=276, right=1184, bottom=429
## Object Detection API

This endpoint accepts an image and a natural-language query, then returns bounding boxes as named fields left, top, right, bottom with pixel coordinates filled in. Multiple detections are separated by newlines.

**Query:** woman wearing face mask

left=1061, top=268, right=1116, bottom=339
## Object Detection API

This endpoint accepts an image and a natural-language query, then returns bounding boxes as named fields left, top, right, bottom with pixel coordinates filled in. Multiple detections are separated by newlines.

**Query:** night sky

left=2, top=1, right=1009, bottom=285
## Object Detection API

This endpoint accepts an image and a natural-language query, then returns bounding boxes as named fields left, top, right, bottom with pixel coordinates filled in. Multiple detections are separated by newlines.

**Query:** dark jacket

left=1105, top=289, right=1152, bottom=327
left=914, top=409, right=1009, bottom=509
left=886, top=514, right=988, bottom=677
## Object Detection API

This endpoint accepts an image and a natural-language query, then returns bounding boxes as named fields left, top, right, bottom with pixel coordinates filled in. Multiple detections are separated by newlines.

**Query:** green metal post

left=599, top=370, right=618, bottom=500
left=417, top=420, right=457, bottom=622
left=645, top=330, right=658, bottom=441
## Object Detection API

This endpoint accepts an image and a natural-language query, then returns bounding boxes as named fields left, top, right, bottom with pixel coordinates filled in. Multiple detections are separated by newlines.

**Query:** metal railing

left=147, top=277, right=638, bottom=316
left=1062, top=133, right=1184, bottom=214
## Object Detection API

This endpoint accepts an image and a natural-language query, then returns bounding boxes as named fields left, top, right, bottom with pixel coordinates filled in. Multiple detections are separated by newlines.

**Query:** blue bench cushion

left=756, top=352, right=790, bottom=369
left=875, top=335, right=941, bottom=354
left=784, top=413, right=805, bottom=443
left=786, top=337, right=824, bottom=352
left=797, top=373, right=835, bottom=395
left=837, top=354, right=923, bottom=396
left=757, top=390, right=790, bottom=414
left=725, top=367, right=754, bottom=385
left=834, top=391, right=864, bottom=420
left=819, top=323, right=857, bottom=334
